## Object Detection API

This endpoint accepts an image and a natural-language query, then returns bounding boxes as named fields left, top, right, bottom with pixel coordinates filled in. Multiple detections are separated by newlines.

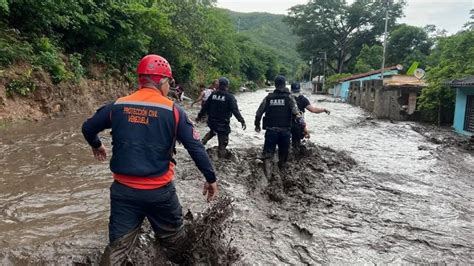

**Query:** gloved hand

left=324, top=109, right=331, bottom=115
left=255, top=125, right=261, bottom=133
left=241, top=121, right=246, bottom=130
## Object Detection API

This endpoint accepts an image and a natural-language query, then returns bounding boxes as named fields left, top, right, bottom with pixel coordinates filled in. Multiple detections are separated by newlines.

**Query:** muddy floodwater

left=0, top=89, right=473, bottom=264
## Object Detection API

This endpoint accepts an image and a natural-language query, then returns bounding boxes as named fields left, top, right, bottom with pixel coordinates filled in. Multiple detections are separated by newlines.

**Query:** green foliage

left=294, top=63, right=310, bottom=81
left=1, top=0, right=293, bottom=94
left=354, top=44, right=383, bottom=73
left=0, top=24, right=33, bottom=67
left=6, top=69, right=36, bottom=97
left=386, top=24, right=433, bottom=68
left=418, top=29, right=474, bottom=122
left=227, top=74, right=243, bottom=93
left=0, top=0, right=8, bottom=15
left=464, top=9, right=473, bottom=30
left=69, top=53, right=85, bottom=82
left=244, top=81, right=258, bottom=91
left=225, top=10, right=303, bottom=79
left=325, top=73, right=352, bottom=90
left=286, top=0, right=405, bottom=73
left=34, top=37, right=70, bottom=84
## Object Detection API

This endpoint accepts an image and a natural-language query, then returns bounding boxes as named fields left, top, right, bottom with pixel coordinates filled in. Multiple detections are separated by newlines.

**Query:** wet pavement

left=0, top=89, right=473, bottom=264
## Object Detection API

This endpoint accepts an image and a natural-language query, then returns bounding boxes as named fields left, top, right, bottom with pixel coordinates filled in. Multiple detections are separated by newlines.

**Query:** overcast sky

left=217, top=0, right=473, bottom=34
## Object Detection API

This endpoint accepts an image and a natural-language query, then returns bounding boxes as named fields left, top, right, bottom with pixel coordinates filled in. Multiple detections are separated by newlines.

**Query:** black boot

left=201, top=131, right=214, bottom=145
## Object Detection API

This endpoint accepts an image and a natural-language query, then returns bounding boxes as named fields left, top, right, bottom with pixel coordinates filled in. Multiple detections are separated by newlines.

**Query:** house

left=333, top=66, right=399, bottom=101
left=446, top=76, right=474, bottom=136
left=347, top=75, right=426, bottom=121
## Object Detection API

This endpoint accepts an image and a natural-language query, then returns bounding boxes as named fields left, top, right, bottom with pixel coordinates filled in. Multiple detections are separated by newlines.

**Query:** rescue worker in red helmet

left=82, top=54, right=218, bottom=265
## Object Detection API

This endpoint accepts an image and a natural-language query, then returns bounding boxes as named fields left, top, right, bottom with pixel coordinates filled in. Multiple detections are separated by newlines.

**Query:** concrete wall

left=350, top=79, right=421, bottom=121
left=333, top=83, right=342, bottom=98
left=335, top=70, right=398, bottom=101
left=453, top=87, right=474, bottom=136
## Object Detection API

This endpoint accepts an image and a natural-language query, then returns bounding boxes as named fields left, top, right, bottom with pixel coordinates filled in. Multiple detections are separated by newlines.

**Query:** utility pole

left=320, top=52, right=327, bottom=92
left=309, top=59, right=313, bottom=83
left=381, top=0, right=390, bottom=81
left=237, top=18, right=241, bottom=33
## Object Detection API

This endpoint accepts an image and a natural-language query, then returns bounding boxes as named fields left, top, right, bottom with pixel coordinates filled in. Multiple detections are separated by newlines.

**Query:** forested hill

left=224, top=10, right=303, bottom=77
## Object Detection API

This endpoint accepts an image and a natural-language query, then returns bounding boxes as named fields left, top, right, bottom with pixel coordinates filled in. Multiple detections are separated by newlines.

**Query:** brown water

left=0, top=89, right=473, bottom=264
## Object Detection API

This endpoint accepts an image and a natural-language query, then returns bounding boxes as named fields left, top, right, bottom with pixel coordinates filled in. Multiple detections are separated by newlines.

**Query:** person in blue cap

left=254, top=75, right=304, bottom=176
left=290, top=82, right=330, bottom=150
left=197, top=77, right=246, bottom=158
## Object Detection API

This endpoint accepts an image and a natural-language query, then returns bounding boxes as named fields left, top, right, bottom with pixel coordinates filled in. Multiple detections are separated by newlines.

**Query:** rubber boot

left=99, top=227, right=140, bottom=266
left=277, top=160, right=287, bottom=171
left=278, top=150, right=289, bottom=171
left=201, top=131, right=214, bottom=145
left=263, top=158, right=273, bottom=178
left=217, top=133, right=229, bottom=159
left=158, top=225, right=188, bottom=264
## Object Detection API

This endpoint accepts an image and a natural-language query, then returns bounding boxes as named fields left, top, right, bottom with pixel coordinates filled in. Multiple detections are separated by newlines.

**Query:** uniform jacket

left=82, top=88, right=216, bottom=189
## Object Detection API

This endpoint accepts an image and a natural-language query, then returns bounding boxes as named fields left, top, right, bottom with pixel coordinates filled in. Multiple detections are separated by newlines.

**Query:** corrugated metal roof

left=384, top=75, right=427, bottom=87
left=338, top=66, right=398, bottom=82
left=444, top=75, right=474, bottom=88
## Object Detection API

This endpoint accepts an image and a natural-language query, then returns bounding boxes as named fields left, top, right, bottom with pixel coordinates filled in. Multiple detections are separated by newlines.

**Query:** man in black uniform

left=197, top=77, right=246, bottom=158
left=255, top=75, right=303, bottom=176
left=290, top=82, right=330, bottom=150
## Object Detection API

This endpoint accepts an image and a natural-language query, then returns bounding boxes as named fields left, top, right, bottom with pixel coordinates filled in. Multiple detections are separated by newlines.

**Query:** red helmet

left=136, top=54, right=173, bottom=78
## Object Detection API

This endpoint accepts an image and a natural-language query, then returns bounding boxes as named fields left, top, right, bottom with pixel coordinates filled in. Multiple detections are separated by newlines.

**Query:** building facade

left=447, top=76, right=474, bottom=136
left=333, top=67, right=399, bottom=101
left=347, top=75, right=426, bottom=121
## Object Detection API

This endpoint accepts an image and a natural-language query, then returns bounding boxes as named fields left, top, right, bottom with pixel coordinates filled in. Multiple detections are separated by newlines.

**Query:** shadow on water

left=0, top=89, right=473, bottom=264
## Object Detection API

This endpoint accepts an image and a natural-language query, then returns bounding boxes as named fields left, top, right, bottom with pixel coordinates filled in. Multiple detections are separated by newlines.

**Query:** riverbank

left=0, top=64, right=132, bottom=123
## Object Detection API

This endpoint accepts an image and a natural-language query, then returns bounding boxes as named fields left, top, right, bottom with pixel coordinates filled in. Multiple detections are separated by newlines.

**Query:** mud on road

left=0, top=90, right=473, bottom=264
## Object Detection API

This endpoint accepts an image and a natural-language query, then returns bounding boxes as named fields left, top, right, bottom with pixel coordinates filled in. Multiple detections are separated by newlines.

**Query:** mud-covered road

left=0, top=89, right=473, bottom=264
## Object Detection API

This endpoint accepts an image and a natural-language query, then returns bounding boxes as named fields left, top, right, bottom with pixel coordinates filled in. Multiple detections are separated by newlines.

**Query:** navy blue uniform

left=82, top=88, right=217, bottom=264
left=197, top=89, right=245, bottom=156
left=255, top=87, right=302, bottom=167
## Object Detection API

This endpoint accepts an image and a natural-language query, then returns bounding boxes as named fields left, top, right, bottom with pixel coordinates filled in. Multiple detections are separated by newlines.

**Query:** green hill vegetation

left=224, top=10, right=303, bottom=79
left=0, top=1, right=294, bottom=98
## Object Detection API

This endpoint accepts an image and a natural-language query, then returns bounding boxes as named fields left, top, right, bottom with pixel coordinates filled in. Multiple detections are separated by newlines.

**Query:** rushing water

left=0, top=89, right=473, bottom=264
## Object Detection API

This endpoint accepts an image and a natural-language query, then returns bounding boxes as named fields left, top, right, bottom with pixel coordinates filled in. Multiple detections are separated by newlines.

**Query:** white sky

left=217, top=0, right=474, bottom=34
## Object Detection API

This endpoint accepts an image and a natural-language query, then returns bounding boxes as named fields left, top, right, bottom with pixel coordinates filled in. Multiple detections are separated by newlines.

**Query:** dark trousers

left=202, top=130, right=229, bottom=150
left=101, top=181, right=185, bottom=265
left=291, top=124, right=305, bottom=147
left=263, top=128, right=291, bottom=165
left=202, top=120, right=230, bottom=154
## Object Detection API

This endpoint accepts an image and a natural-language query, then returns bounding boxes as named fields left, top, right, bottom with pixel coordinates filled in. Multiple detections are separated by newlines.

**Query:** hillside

left=223, top=10, right=303, bottom=79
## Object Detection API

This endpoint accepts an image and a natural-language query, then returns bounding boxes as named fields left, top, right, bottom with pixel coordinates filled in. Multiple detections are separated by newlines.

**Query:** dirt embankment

left=0, top=64, right=132, bottom=122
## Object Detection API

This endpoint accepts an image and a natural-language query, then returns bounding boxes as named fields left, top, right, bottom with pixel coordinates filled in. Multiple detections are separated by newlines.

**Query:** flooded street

left=0, top=89, right=473, bottom=264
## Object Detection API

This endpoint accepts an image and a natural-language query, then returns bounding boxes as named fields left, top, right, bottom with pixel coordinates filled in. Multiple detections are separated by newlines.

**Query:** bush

left=0, top=25, right=33, bottom=67
left=34, top=37, right=71, bottom=84
left=227, top=75, right=243, bottom=93
left=6, top=69, right=36, bottom=96
left=324, top=73, right=352, bottom=90
left=244, top=81, right=258, bottom=91
left=69, top=53, right=84, bottom=83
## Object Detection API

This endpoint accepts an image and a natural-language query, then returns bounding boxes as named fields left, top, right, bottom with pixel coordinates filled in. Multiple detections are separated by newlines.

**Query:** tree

left=464, top=9, right=474, bottom=30
left=0, top=0, right=8, bottom=16
left=418, top=29, right=474, bottom=123
left=285, top=0, right=405, bottom=73
left=354, top=44, right=383, bottom=73
left=386, top=24, right=433, bottom=68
